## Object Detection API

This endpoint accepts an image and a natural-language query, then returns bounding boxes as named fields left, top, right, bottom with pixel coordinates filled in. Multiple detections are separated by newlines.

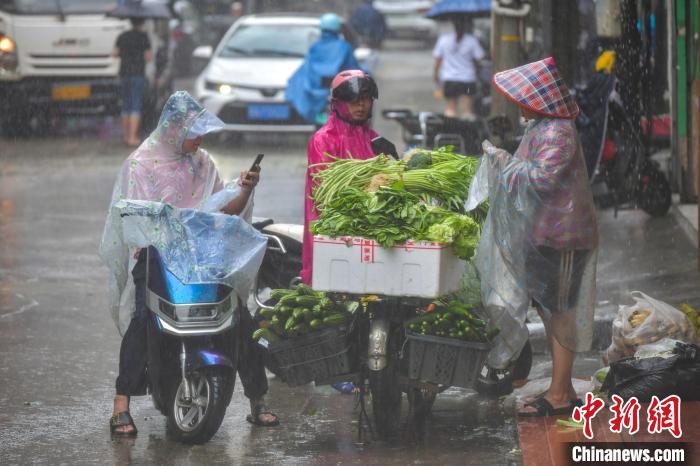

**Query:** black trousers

left=115, top=255, right=268, bottom=400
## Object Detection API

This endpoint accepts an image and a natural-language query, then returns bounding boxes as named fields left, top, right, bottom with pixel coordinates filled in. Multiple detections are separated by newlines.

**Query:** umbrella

left=107, top=0, right=171, bottom=19
left=426, top=0, right=491, bottom=20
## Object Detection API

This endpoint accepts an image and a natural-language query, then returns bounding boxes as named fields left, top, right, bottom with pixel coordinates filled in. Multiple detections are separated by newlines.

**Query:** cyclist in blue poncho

left=286, top=13, right=362, bottom=125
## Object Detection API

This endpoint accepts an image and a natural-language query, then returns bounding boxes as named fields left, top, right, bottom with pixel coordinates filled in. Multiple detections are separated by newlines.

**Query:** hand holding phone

left=246, top=153, right=264, bottom=180
left=240, top=154, right=263, bottom=192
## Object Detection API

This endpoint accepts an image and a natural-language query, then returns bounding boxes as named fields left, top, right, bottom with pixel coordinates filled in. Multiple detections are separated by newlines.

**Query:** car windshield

left=0, top=0, right=116, bottom=14
left=219, top=23, right=319, bottom=59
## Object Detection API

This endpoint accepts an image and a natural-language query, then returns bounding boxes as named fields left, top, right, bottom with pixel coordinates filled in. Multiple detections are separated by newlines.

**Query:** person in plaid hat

left=472, top=57, right=598, bottom=417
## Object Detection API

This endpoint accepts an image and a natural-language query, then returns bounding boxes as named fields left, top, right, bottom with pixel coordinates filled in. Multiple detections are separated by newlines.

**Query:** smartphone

left=371, top=136, right=399, bottom=160
left=246, top=153, right=264, bottom=179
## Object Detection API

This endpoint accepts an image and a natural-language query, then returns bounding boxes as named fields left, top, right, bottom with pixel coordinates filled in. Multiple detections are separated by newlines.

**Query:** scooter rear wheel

left=166, top=368, right=234, bottom=444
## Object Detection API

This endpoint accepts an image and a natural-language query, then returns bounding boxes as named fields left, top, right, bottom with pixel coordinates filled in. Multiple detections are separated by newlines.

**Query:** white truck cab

left=0, top=0, right=172, bottom=136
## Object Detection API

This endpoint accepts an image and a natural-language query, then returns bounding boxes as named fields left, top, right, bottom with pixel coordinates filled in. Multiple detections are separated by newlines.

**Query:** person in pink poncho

left=473, top=58, right=598, bottom=417
left=101, top=91, right=278, bottom=435
left=301, top=70, right=384, bottom=286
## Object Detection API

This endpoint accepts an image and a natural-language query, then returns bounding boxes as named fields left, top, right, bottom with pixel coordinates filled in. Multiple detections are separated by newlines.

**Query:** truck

left=0, top=0, right=173, bottom=137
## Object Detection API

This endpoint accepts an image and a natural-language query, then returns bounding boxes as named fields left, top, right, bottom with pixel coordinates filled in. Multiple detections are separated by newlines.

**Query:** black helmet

left=331, top=70, right=379, bottom=102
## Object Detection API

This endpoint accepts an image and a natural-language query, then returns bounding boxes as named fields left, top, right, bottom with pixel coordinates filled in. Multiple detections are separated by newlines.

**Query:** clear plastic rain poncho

left=99, top=91, right=263, bottom=334
left=468, top=120, right=599, bottom=369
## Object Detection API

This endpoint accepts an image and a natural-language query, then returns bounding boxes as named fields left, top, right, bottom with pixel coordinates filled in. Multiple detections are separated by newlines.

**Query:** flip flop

left=110, top=411, right=138, bottom=437
left=246, top=404, right=280, bottom=427
left=517, top=397, right=580, bottom=418
left=521, top=392, right=583, bottom=407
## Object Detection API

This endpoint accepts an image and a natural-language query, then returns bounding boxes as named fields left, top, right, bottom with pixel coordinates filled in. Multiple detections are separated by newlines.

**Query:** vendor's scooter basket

left=260, top=325, right=356, bottom=387
left=406, top=331, right=490, bottom=388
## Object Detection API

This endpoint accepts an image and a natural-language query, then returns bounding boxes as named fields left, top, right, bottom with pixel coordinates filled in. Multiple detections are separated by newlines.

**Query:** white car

left=374, top=0, right=437, bottom=41
left=193, top=14, right=369, bottom=134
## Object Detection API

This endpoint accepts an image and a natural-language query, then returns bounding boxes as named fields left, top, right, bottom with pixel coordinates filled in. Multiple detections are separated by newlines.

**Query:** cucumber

left=309, top=319, right=324, bottom=330
left=252, top=328, right=278, bottom=342
left=285, top=316, right=297, bottom=333
left=292, top=323, right=310, bottom=335
left=294, top=283, right=315, bottom=296
left=447, top=304, right=470, bottom=318
left=270, top=288, right=294, bottom=299
left=292, top=308, right=305, bottom=319
left=278, top=294, right=298, bottom=306
left=258, top=320, right=271, bottom=329
left=302, top=309, right=314, bottom=322
left=259, top=308, right=274, bottom=319
left=322, top=313, right=348, bottom=326
left=295, top=296, right=321, bottom=307
left=276, top=307, right=291, bottom=317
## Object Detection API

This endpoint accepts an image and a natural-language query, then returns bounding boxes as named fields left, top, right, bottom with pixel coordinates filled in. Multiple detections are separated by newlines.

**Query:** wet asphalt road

left=1, top=39, right=699, bottom=465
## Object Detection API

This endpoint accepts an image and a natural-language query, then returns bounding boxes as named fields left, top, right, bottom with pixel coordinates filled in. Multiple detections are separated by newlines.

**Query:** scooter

left=251, top=218, right=533, bottom=438
left=382, top=108, right=520, bottom=155
left=575, top=73, right=671, bottom=217
left=119, top=205, right=247, bottom=444
left=141, top=245, right=240, bottom=444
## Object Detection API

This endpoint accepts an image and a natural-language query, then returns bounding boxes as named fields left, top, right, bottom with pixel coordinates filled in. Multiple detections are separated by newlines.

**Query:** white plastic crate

left=312, top=235, right=465, bottom=298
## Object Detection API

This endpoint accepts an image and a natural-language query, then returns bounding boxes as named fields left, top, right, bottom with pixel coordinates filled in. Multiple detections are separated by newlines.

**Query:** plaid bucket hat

left=493, top=57, right=579, bottom=119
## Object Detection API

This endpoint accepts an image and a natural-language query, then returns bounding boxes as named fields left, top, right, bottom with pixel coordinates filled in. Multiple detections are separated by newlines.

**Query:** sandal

left=517, top=397, right=580, bottom=418
left=246, top=404, right=280, bottom=427
left=520, top=391, right=583, bottom=407
left=110, top=411, right=138, bottom=436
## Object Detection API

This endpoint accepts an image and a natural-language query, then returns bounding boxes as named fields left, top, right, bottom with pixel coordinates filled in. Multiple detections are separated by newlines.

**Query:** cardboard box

left=312, top=235, right=465, bottom=298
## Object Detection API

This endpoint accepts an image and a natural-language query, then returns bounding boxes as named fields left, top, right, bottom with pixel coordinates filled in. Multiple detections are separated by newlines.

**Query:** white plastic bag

left=201, top=179, right=254, bottom=222
left=606, top=291, right=695, bottom=363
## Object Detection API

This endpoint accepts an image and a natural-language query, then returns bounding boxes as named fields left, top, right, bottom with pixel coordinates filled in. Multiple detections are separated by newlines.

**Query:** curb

left=671, top=203, right=698, bottom=249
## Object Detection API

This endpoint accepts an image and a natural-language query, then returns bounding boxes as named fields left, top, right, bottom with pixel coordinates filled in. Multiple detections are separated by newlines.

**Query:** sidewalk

left=515, top=201, right=700, bottom=465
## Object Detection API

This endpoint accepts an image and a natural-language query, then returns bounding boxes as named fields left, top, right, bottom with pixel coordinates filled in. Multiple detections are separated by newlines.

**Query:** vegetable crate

left=405, top=331, right=490, bottom=388
left=259, top=325, right=356, bottom=387
left=312, top=235, right=465, bottom=298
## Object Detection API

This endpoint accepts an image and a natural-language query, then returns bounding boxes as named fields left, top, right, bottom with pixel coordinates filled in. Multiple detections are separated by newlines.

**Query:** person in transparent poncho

left=472, top=58, right=598, bottom=417
left=100, top=91, right=278, bottom=435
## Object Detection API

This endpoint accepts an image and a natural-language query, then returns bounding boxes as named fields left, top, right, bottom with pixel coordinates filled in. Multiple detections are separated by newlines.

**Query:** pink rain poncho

left=468, top=58, right=598, bottom=369
left=100, top=91, right=254, bottom=333
left=301, top=101, right=378, bottom=285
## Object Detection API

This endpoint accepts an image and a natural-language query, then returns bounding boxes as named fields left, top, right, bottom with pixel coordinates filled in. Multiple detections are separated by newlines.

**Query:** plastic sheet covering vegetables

left=103, top=200, right=266, bottom=333
left=606, top=291, right=697, bottom=363
left=467, top=120, right=598, bottom=370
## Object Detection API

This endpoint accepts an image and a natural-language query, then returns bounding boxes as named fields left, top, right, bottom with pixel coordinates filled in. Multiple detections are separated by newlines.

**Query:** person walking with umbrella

left=432, top=15, right=485, bottom=120
left=113, top=17, right=152, bottom=146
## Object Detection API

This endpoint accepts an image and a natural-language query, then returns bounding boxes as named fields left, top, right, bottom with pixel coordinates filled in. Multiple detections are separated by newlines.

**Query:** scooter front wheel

left=166, top=368, right=234, bottom=444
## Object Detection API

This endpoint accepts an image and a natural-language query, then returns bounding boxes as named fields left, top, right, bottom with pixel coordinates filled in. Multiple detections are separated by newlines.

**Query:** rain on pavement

left=1, top=39, right=698, bottom=465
